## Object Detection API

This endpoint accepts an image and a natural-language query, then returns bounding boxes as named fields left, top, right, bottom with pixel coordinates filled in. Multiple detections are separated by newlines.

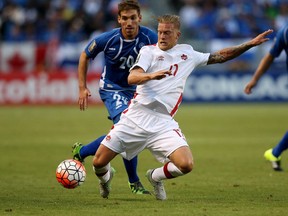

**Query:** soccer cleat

left=264, top=148, right=283, bottom=171
left=129, top=181, right=151, bottom=195
left=72, top=142, right=84, bottom=163
left=146, top=169, right=167, bottom=200
left=99, top=167, right=116, bottom=199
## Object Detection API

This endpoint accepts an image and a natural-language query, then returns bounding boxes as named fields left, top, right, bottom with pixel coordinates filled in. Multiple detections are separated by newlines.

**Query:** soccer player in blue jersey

left=245, top=24, right=288, bottom=171
left=72, top=0, right=157, bottom=197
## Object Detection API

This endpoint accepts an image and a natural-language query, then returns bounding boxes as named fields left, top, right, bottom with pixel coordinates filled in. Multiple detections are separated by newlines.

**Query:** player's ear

left=138, top=14, right=142, bottom=22
left=117, top=15, right=121, bottom=24
left=176, top=31, right=181, bottom=40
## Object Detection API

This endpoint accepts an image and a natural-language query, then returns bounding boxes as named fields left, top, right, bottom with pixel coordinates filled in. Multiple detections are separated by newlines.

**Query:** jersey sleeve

left=190, top=46, right=210, bottom=67
left=84, top=31, right=112, bottom=59
left=270, top=26, right=288, bottom=58
left=130, top=46, right=153, bottom=72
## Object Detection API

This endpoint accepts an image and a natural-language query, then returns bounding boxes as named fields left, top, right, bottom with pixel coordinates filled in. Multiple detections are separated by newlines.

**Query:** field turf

left=1, top=103, right=288, bottom=216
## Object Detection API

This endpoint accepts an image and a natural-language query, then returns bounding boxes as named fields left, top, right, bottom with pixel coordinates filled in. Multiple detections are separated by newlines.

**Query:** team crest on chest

left=139, top=42, right=145, bottom=49
left=181, top=54, right=188, bottom=60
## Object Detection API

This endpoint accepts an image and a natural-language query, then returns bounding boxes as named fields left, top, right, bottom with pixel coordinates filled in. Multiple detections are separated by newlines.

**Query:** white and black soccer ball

left=56, top=159, right=86, bottom=189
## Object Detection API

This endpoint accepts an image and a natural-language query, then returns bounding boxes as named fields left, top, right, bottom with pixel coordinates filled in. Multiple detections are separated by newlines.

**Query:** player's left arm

left=207, top=29, right=273, bottom=65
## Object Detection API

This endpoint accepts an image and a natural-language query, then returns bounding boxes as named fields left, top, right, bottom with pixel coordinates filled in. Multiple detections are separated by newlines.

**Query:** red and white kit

left=102, top=43, right=210, bottom=163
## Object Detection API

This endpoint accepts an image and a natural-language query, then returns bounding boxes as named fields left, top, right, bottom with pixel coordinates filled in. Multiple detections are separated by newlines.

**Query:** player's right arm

left=128, top=46, right=171, bottom=85
left=78, top=51, right=91, bottom=111
left=128, top=66, right=172, bottom=85
left=77, top=31, right=113, bottom=110
left=244, top=53, right=274, bottom=94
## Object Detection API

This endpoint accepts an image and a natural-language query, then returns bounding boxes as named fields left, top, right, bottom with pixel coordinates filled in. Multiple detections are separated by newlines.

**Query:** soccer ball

left=56, top=159, right=86, bottom=189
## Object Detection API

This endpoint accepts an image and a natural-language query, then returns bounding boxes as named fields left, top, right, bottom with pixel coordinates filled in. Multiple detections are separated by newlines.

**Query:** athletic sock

left=80, top=135, right=106, bottom=159
left=122, top=156, right=139, bottom=183
left=93, top=163, right=111, bottom=183
left=152, top=162, right=183, bottom=182
left=272, top=131, right=288, bottom=158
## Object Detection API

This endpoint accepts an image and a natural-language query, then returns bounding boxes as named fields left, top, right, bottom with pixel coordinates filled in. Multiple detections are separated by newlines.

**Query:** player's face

left=118, top=9, right=142, bottom=40
left=157, top=23, right=181, bottom=51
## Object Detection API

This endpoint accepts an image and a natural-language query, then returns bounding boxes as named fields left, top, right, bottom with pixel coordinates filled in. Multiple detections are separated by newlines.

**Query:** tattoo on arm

left=208, top=53, right=225, bottom=64
left=207, top=42, right=253, bottom=65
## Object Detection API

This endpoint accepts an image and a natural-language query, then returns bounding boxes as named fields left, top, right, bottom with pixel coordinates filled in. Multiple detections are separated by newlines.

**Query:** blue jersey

left=85, top=26, right=158, bottom=91
left=270, top=25, right=288, bottom=70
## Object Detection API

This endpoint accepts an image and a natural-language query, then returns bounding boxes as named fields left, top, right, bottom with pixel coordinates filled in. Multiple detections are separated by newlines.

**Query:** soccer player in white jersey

left=92, top=15, right=273, bottom=200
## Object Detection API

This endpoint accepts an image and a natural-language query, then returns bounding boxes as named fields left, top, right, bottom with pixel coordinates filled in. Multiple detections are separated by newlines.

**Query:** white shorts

left=101, top=103, right=188, bottom=163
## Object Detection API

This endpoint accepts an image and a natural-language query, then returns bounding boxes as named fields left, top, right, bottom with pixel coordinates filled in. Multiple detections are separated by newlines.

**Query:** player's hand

left=78, top=88, right=91, bottom=111
left=244, top=80, right=257, bottom=94
left=151, top=69, right=172, bottom=80
left=250, top=29, right=273, bottom=46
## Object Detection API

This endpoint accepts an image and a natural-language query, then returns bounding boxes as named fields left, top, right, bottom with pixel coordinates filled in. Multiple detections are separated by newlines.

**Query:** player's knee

left=178, top=160, right=193, bottom=174
left=92, top=157, right=99, bottom=168
left=93, top=156, right=105, bottom=168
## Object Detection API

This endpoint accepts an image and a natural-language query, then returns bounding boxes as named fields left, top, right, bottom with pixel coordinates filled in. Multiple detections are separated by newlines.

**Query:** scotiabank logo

left=0, top=73, right=101, bottom=104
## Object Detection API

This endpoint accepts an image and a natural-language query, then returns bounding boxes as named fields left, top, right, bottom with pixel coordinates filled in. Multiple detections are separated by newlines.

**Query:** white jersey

left=130, top=43, right=210, bottom=117
left=102, top=43, right=210, bottom=161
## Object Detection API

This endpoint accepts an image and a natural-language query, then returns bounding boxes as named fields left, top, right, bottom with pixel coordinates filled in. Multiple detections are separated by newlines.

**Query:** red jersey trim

left=170, top=93, right=183, bottom=117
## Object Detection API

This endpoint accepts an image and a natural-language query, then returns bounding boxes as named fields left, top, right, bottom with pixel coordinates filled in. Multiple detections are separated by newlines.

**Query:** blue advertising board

left=183, top=70, right=288, bottom=102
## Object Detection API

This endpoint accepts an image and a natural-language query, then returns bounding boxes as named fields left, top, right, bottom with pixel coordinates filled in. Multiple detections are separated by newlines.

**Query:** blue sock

left=79, top=135, right=106, bottom=160
left=122, top=156, right=140, bottom=183
left=272, top=131, right=288, bottom=158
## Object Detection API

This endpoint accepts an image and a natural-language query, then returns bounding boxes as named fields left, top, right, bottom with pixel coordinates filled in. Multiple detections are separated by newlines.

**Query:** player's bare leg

left=146, top=146, right=193, bottom=200
left=93, top=144, right=118, bottom=198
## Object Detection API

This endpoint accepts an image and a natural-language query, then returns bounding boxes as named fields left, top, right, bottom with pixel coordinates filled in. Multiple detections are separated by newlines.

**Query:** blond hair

left=157, top=15, right=181, bottom=30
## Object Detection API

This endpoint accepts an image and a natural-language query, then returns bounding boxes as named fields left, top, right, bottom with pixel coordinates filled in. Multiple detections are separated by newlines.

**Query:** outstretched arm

left=128, top=66, right=172, bottom=85
left=244, top=53, right=274, bottom=94
left=207, top=29, right=273, bottom=65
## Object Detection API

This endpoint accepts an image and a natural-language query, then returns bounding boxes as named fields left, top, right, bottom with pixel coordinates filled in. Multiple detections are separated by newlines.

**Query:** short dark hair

left=118, top=0, right=141, bottom=16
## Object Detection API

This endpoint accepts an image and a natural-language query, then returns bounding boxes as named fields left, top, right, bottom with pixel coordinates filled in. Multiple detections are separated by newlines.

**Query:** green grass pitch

left=1, top=103, right=288, bottom=216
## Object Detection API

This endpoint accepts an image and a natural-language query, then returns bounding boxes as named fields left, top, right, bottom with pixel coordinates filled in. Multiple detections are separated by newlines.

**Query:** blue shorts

left=99, top=89, right=134, bottom=124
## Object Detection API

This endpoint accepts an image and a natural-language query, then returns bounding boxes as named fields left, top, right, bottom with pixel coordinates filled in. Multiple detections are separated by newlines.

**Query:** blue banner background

left=183, top=70, right=288, bottom=102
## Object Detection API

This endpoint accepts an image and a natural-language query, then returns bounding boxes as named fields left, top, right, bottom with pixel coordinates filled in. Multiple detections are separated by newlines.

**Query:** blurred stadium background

left=0, top=0, right=288, bottom=105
